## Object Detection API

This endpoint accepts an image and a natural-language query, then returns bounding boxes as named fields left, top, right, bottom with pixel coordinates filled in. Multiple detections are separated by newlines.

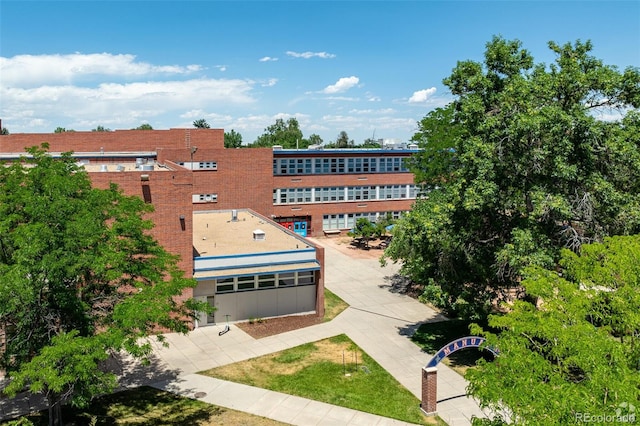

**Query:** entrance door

left=294, top=221, right=307, bottom=237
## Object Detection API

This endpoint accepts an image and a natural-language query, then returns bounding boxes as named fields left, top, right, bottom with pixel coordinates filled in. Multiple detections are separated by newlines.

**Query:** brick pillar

left=421, top=366, right=438, bottom=415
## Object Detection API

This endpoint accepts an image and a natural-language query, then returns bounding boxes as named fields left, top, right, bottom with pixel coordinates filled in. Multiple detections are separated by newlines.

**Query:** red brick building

left=0, top=128, right=418, bottom=323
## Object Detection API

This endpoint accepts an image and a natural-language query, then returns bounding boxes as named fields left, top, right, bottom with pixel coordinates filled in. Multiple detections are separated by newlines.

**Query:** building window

left=297, top=271, right=315, bottom=286
left=198, top=161, right=218, bottom=170
left=216, top=278, right=234, bottom=293
left=195, top=193, right=218, bottom=203
left=258, top=274, right=276, bottom=289
left=278, top=272, right=295, bottom=287
left=237, top=276, right=256, bottom=291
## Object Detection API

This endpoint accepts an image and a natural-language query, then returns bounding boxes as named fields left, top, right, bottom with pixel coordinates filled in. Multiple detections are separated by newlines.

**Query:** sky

left=1, top=1, right=639, bottom=145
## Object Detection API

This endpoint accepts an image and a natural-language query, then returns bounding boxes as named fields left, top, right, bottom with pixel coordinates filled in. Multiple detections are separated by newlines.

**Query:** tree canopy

left=91, top=125, right=111, bottom=132
left=133, top=123, right=153, bottom=130
left=224, top=129, right=243, bottom=148
left=250, top=118, right=306, bottom=148
left=383, top=37, right=640, bottom=319
left=468, top=235, right=640, bottom=425
left=0, top=145, right=205, bottom=425
left=192, top=118, right=210, bottom=129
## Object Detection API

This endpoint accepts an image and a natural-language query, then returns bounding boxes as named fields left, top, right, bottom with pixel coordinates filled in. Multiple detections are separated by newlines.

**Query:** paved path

left=0, top=238, right=486, bottom=425
left=146, top=238, right=485, bottom=425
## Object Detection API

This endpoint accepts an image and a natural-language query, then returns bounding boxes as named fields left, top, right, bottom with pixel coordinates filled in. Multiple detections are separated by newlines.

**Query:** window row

left=177, top=161, right=218, bottom=170
left=273, top=185, right=417, bottom=205
left=273, top=156, right=410, bottom=175
left=193, top=193, right=218, bottom=203
left=323, top=211, right=405, bottom=231
left=215, top=271, right=316, bottom=293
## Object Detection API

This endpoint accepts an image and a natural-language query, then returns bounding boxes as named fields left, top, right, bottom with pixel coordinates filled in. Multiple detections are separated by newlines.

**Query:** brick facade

left=1, top=128, right=418, bottom=315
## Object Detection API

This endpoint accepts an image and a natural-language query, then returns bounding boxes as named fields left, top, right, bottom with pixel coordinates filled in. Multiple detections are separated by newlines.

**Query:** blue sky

left=1, top=1, right=639, bottom=144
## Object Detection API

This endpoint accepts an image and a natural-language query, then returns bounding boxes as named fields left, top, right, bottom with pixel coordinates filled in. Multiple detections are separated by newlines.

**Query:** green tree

left=407, top=104, right=462, bottom=188
left=224, top=129, right=243, bottom=148
left=1, top=127, right=9, bottom=135
left=133, top=123, right=153, bottom=130
left=335, top=131, right=353, bottom=148
left=54, top=127, right=75, bottom=133
left=250, top=118, right=306, bottom=148
left=468, top=235, right=640, bottom=425
left=383, top=37, right=640, bottom=319
left=304, top=133, right=323, bottom=147
left=348, top=218, right=377, bottom=249
left=193, top=118, right=210, bottom=129
left=358, top=138, right=381, bottom=148
left=0, top=145, right=207, bottom=426
left=91, top=125, right=110, bottom=132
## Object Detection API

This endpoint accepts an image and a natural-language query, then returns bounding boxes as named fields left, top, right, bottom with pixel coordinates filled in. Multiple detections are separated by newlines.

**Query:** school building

left=0, top=126, right=418, bottom=324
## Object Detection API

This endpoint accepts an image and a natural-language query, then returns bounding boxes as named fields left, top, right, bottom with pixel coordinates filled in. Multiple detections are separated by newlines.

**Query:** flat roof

left=0, top=151, right=157, bottom=161
left=193, top=209, right=312, bottom=257
left=272, top=148, right=419, bottom=155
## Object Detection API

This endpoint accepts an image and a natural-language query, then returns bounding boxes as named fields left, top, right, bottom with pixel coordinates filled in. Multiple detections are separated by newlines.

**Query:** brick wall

left=89, top=167, right=195, bottom=302
left=0, top=128, right=224, bottom=153
left=162, top=147, right=275, bottom=214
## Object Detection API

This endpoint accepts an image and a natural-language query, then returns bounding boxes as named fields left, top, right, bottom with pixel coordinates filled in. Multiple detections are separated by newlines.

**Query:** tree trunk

left=47, top=392, right=63, bottom=426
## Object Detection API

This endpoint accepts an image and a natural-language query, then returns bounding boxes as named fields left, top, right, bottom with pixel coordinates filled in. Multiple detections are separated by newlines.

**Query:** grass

left=200, top=334, right=446, bottom=425
left=323, top=287, right=349, bottom=321
left=1, top=386, right=287, bottom=426
left=411, top=319, right=494, bottom=375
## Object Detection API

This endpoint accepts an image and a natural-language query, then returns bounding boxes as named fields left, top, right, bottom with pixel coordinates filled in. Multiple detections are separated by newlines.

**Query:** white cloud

left=286, top=51, right=336, bottom=59
left=322, top=76, right=359, bottom=94
left=366, top=92, right=381, bottom=102
left=215, top=65, right=227, bottom=72
left=261, top=78, right=278, bottom=87
left=259, top=56, right=278, bottom=62
left=0, top=78, right=257, bottom=131
left=0, top=53, right=203, bottom=87
left=408, top=87, right=437, bottom=103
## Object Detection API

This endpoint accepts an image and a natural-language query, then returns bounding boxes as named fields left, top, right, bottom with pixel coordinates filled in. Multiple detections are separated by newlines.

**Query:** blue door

left=293, top=221, right=307, bottom=237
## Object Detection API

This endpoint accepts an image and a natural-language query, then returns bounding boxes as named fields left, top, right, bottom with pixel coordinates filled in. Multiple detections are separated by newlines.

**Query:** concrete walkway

left=0, top=238, right=486, bottom=425
left=146, top=238, right=486, bottom=425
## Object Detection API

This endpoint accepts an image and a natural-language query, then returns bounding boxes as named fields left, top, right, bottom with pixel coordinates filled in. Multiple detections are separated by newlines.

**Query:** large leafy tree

left=383, top=37, right=640, bottom=318
left=250, top=118, right=306, bottom=148
left=193, top=118, right=210, bottom=129
left=0, top=145, right=205, bottom=425
left=224, top=129, right=243, bottom=148
left=468, top=235, right=640, bottom=424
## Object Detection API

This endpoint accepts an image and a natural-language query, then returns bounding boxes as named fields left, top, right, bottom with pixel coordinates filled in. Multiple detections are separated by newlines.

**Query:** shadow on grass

left=1, top=351, right=186, bottom=425
left=409, top=319, right=495, bottom=370
left=2, top=387, right=219, bottom=426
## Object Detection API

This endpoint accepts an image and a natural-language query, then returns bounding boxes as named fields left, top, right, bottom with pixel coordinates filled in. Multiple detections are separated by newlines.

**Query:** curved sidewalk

left=147, top=238, right=486, bottom=425
left=0, top=238, right=486, bottom=425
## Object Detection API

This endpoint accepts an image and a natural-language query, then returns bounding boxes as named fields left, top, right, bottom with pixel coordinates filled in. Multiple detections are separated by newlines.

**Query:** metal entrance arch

left=421, top=336, right=498, bottom=415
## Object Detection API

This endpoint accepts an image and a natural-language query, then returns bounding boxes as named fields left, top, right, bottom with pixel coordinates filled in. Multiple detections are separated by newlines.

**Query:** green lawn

left=1, top=386, right=286, bottom=426
left=323, top=287, right=349, bottom=321
left=200, top=334, right=446, bottom=425
left=411, top=319, right=494, bottom=375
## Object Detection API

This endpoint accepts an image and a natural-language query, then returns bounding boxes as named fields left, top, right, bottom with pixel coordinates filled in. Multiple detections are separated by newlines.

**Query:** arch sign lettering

left=425, top=336, right=499, bottom=368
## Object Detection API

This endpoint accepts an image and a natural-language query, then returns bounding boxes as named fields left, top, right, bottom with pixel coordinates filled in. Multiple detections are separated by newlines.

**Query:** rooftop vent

left=231, top=209, right=238, bottom=222
left=253, top=229, right=266, bottom=241
left=116, top=164, right=125, bottom=172
left=272, top=145, right=283, bottom=150
left=141, top=164, right=154, bottom=171
left=99, top=164, right=108, bottom=172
